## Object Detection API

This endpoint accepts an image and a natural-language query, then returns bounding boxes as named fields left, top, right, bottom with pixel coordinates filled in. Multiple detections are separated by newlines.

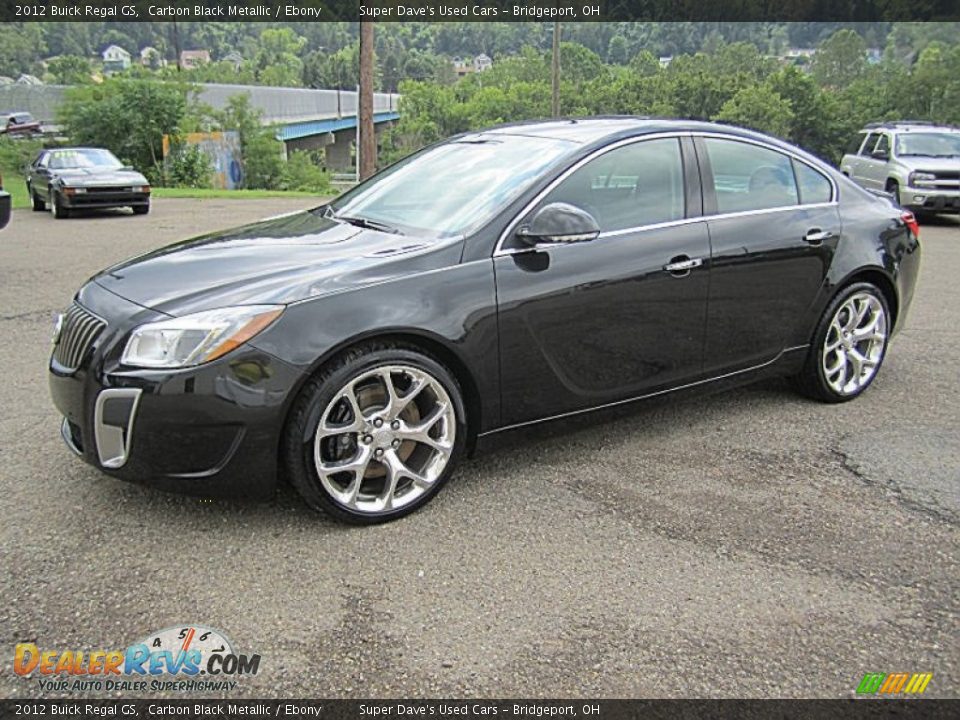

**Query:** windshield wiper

left=333, top=214, right=403, bottom=235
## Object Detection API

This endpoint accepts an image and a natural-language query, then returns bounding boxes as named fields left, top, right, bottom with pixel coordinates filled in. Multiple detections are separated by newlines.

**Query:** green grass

left=152, top=187, right=325, bottom=201
left=1, top=163, right=328, bottom=210
left=1, top=168, right=31, bottom=209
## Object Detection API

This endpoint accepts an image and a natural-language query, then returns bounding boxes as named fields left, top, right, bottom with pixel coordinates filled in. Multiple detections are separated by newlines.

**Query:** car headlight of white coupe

left=121, top=305, right=284, bottom=369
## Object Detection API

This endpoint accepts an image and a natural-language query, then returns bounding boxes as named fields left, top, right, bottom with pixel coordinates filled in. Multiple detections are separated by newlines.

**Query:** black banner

left=1, top=0, right=959, bottom=23
left=2, top=700, right=960, bottom=720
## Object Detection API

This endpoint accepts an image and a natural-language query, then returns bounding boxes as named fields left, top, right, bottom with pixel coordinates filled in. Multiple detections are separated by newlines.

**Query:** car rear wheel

left=794, top=282, right=890, bottom=403
left=50, top=190, right=70, bottom=219
left=283, top=342, right=466, bottom=523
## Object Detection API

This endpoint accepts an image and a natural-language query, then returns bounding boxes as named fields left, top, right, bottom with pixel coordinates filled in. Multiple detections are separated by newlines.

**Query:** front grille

left=53, top=303, right=106, bottom=371
left=85, top=186, right=132, bottom=194
left=933, top=171, right=959, bottom=181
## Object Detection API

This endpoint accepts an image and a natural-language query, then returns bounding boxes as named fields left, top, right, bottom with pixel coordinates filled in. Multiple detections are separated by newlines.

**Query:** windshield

left=328, top=134, right=576, bottom=237
left=896, top=132, right=960, bottom=158
left=48, top=148, right=123, bottom=170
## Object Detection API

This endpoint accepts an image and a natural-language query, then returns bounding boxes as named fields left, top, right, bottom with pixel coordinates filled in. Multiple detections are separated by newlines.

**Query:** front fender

left=249, top=259, right=501, bottom=433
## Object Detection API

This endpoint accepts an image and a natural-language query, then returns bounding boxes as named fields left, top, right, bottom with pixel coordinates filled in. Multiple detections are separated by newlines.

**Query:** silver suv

left=840, top=121, right=960, bottom=216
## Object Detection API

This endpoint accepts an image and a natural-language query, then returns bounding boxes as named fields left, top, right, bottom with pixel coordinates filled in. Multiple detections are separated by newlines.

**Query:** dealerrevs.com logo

left=856, top=672, right=933, bottom=696
left=14, top=625, right=262, bottom=693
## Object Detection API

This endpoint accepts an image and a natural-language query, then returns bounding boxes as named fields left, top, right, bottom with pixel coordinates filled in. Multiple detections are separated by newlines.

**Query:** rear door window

left=703, top=138, right=799, bottom=214
left=793, top=160, right=833, bottom=205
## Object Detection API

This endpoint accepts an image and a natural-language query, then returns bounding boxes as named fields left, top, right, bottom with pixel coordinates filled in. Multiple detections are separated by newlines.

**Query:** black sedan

left=26, top=147, right=151, bottom=218
left=49, top=119, right=921, bottom=523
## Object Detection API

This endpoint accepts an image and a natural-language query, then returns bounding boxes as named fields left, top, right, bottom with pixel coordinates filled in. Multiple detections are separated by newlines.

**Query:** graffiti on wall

left=162, top=131, right=243, bottom=189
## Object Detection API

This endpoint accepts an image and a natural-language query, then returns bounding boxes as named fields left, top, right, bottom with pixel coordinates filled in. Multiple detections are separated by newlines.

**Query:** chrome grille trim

left=52, top=303, right=106, bottom=371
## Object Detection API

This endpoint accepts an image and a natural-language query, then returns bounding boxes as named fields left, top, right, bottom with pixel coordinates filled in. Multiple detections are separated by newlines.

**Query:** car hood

left=896, top=156, right=960, bottom=173
left=55, top=168, right=148, bottom=185
left=93, top=210, right=463, bottom=316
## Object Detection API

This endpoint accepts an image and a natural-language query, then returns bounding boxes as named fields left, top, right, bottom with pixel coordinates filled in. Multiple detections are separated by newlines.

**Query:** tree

left=0, top=24, right=46, bottom=77
left=46, top=55, right=94, bottom=85
left=768, top=66, right=848, bottom=160
left=303, top=44, right=358, bottom=90
left=60, top=78, right=192, bottom=182
left=212, top=93, right=285, bottom=190
left=254, top=28, right=306, bottom=87
left=607, top=34, right=628, bottom=65
left=714, top=85, right=794, bottom=139
left=812, top=30, right=867, bottom=89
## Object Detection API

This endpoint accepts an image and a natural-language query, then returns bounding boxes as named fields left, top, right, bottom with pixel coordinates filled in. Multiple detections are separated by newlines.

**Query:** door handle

left=663, top=256, right=703, bottom=276
left=804, top=229, right=834, bottom=245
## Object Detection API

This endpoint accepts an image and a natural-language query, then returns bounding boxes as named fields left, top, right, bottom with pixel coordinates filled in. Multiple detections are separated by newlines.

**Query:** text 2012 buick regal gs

left=50, top=119, right=921, bottom=523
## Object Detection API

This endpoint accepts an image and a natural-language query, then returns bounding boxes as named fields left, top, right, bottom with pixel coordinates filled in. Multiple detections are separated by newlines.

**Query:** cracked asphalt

left=0, top=199, right=957, bottom=699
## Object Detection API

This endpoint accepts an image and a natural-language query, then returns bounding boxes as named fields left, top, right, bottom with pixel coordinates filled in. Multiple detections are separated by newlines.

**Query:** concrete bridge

left=0, top=82, right=400, bottom=172
left=196, top=83, right=400, bottom=171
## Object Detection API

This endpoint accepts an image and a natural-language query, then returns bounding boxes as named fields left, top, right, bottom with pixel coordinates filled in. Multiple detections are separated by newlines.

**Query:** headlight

left=121, top=305, right=284, bottom=369
left=910, top=172, right=936, bottom=185
left=64, top=186, right=86, bottom=195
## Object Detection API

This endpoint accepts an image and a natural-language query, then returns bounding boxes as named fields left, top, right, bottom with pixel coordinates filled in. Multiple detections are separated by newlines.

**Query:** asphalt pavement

left=0, top=199, right=957, bottom=698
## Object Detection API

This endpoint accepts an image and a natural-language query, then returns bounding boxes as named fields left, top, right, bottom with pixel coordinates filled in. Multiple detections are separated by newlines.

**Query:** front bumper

left=62, top=191, right=150, bottom=209
left=49, top=281, right=304, bottom=500
left=901, top=185, right=960, bottom=214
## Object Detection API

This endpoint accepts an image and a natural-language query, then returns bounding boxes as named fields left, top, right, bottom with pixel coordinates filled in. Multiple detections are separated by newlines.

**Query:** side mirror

left=121, top=165, right=135, bottom=172
left=516, top=202, right=600, bottom=247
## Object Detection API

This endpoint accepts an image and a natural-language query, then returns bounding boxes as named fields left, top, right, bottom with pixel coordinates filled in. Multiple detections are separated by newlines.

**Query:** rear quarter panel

left=790, top=184, right=920, bottom=344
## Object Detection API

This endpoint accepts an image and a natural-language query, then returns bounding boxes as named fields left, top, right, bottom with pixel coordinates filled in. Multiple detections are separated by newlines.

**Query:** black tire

left=282, top=341, right=467, bottom=524
left=886, top=179, right=901, bottom=206
left=793, top=282, right=891, bottom=403
left=50, top=190, right=70, bottom=219
left=132, top=203, right=150, bottom=215
left=30, top=187, right=45, bottom=211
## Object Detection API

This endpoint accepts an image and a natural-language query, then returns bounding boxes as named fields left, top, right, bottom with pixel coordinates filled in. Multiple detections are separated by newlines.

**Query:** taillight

left=901, top=210, right=920, bottom=239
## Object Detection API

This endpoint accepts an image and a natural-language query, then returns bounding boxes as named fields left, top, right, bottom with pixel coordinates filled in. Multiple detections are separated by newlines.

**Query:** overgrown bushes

left=56, top=80, right=330, bottom=193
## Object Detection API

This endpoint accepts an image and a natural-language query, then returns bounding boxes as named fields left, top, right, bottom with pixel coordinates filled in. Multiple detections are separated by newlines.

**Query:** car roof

left=478, top=116, right=789, bottom=145
left=862, top=122, right=959, bottom=133
left=43, top=147, right=111, bottom=152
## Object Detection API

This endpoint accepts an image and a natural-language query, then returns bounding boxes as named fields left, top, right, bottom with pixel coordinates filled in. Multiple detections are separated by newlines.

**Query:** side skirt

left=476, top=345, right=809, bottom=445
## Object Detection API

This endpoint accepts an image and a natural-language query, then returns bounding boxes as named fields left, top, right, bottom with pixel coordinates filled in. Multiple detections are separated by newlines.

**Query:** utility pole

left=171, top=21, right=182, bottom=72
left=551, top=21, right=561, bottom=117
left=358, top=21, right=376, bottom=181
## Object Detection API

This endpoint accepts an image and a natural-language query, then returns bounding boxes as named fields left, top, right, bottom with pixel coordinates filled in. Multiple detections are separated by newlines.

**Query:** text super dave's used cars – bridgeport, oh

left=49, top=118, right=921, bottom=523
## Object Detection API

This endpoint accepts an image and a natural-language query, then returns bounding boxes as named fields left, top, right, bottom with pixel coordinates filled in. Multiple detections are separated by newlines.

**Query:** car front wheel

left=283, top=342, right=466, bottom=523
left=50, top=190, right=70, bottom=219
left=132, top=203, right=150, bottom=215
left=794, top=282, right=890, bottom=403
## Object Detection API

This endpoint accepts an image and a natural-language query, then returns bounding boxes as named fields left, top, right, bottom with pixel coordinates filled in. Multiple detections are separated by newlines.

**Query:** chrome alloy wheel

left=313, top=365, right=456, bottom=513
left=822, top=291, right=887, bottom=396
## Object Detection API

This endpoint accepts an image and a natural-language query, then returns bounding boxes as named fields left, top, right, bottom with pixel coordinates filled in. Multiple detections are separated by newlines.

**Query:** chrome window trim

left=492, top=130, right=839, bottom=258
left=94, top=388, right=142, bottom=469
